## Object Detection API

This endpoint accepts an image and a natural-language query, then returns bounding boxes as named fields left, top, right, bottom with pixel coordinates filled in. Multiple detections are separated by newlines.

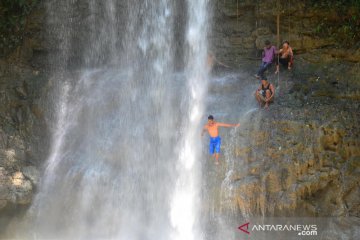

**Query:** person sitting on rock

left=255, top=40, right=276, bottom=79
left=275, top=40, right=294, bottom=74
left=255, top=77, right=275, bottom=109
left=201, top=115, right=240, bottom=165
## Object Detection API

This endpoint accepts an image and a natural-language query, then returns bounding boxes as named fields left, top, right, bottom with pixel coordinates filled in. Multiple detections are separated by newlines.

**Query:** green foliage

left=0, top=0, right=39, bottom=57
left=311, top=0, right=360, bottom=47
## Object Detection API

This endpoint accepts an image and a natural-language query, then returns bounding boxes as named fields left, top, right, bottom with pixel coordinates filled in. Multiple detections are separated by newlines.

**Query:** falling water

left=170, top=1, right=209, bottom=239
left=19, top=0, right=209, bottom=239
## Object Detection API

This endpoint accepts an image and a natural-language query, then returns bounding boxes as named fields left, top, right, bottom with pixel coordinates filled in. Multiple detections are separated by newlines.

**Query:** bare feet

left=274, top=70, right=279, bottom=74
left=265, top=103, right=269, bottom=109
left=215, top=161, right=219, bottom=165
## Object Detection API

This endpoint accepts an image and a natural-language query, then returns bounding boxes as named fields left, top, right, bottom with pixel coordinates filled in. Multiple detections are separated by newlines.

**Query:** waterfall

left=170, top=0, right=209, bottom=239
left=20, top=0, right=209, bottom=239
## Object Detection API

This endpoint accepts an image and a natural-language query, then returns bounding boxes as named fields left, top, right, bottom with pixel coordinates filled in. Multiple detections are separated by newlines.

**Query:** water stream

left=21, top=1, right=210, bottom=239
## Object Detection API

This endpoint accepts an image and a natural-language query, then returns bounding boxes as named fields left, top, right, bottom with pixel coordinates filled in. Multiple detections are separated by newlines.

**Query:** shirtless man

left=201, top=115, right=240, bottom=165
left=275, top=41, right=294, bottom=74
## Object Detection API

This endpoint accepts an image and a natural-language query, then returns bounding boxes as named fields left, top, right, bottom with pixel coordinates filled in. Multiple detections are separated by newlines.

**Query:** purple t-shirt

left=262, top=46, right=276, bottom=63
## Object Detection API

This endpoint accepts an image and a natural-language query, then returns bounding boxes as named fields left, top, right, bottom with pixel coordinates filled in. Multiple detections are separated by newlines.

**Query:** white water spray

left=18, top=1, right=210, bottom=239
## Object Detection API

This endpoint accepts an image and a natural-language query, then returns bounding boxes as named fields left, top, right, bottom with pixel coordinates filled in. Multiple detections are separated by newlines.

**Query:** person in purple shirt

left=255, top=40, right=276, bottom=79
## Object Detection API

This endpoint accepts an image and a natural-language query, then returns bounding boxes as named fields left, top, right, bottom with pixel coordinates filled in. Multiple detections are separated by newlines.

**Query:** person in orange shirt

left=201, top=115, right=240, bottom=165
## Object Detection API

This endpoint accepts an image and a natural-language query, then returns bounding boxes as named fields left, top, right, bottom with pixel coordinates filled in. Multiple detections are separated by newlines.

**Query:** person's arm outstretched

left=217, top=122, right=240, bottom=128
left=216, top=59, right=230, bottom=68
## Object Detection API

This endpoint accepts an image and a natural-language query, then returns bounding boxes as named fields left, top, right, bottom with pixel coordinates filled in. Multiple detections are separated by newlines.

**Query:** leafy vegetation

left=0, top=0, right=39, bottom=57
left=311, top=0, right=360, bottom=47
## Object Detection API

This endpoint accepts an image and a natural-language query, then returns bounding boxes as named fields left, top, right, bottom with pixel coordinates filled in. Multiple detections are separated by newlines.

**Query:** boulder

left=22, top=166, right=40, bottom=187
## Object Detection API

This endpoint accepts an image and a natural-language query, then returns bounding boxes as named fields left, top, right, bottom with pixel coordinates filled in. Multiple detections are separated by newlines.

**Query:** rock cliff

left=211, top=0, right=360, bottom=97
left=0, top=1, right=48, bottom=231
left=223, top=96, right=360, bottom=218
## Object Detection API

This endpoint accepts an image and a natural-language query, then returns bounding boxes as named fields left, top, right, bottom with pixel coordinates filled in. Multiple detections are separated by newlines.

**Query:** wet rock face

left=201, top=71, right=359, bottom=239
left=211, top=0, right=359, bottom=58
left=0, top=1, right=49, bottom=226
left=225, top=99, right=360, bottom=218
left=0, top=65, right=46, bottom=215
left=210, top=0, right=360, bottom=98
left=0, top=74, right=46, bottom=233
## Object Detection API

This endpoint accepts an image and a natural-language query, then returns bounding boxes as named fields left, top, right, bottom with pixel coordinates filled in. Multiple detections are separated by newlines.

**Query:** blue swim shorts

left=209, top=136, right=221, bottom=155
